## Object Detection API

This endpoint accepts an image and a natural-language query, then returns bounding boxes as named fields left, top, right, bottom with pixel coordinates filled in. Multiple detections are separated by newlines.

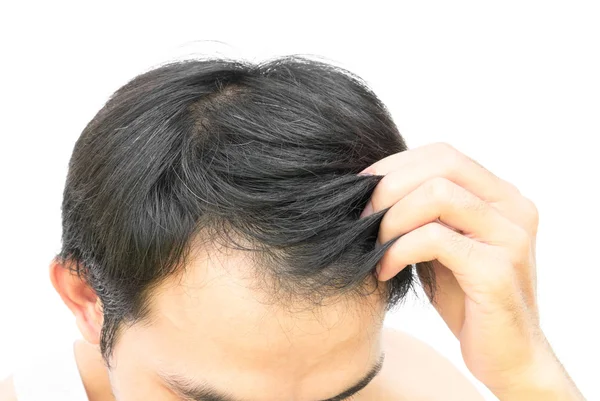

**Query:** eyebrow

left=159, top=353, right=385, bottom=401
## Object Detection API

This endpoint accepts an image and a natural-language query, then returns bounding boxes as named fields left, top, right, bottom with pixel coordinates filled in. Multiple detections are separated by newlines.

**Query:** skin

left=0, top=142, right=586, bottom=400
left=360, top=142, right=584, bottom=399
left=1, top=244, right=483, bottom=401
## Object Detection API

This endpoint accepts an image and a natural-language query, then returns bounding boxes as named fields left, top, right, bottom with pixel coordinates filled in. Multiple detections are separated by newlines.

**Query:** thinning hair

left=56, top=54, right=435, bottom=366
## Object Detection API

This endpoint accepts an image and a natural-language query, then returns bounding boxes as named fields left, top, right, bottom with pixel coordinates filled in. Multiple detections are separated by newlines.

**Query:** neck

left=74, top=340, right=116, bottom=401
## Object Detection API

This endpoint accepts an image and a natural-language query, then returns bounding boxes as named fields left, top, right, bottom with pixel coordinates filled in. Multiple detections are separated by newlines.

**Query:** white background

left=1, top=1, right=598, bottom=400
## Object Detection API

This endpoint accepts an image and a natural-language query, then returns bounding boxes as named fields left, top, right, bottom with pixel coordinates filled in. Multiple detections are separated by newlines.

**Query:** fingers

left=360, top=142, right=539, bottom=237
left=360, top=142, right=520, bottom=205
left=377, top=177, right=523, bottom=247
left=377, top=222, right=508, bottom=289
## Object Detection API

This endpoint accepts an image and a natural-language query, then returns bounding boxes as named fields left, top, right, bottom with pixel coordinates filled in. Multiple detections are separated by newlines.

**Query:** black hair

left=55, top=54, right=435, bottom=367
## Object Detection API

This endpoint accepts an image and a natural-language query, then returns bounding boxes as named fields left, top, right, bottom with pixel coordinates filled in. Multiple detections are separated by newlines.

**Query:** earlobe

left=49, top=258, right=103, bottom=345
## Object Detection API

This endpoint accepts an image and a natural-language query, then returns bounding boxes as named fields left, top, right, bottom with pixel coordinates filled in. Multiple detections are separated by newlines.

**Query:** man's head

left=50, top=55, right=434, bottom=400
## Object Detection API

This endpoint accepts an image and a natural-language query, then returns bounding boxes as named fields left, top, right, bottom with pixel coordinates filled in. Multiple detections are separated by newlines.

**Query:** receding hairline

left=130, top=227, right=390, bottom=327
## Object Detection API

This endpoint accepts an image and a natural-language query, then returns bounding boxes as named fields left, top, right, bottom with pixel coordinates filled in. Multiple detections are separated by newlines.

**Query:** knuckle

left=425, top=177, right=454, bottom=202
left=377, top=172, right=400, bottom=199
left=425, top=222, right=446, bottom=242
left=429, top=142, right=467, bottom=179
left=443, top=147, right=463, bottom=175
left=432, top=141, right=456, bottom=153
left=426, top=177, right=485, bottom=214
left=523, top=197, right=540, bottom=228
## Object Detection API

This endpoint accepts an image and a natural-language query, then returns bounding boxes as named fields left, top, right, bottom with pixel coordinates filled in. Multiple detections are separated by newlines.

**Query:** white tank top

left=12, top=339, right=89, bottom=401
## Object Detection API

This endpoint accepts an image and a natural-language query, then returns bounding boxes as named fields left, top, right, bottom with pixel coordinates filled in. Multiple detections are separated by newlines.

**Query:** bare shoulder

left=0, top=375, right=18, bottom=401
left=375, top=327, right=485, bottom=401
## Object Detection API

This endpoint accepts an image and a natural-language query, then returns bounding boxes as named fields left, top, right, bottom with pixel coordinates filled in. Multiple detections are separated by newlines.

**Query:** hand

left=359, top=143, right=584, bottom=399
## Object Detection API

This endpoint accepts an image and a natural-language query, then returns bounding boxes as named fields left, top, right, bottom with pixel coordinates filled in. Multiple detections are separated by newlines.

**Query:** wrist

left=490, top=343, right=584, bottom=401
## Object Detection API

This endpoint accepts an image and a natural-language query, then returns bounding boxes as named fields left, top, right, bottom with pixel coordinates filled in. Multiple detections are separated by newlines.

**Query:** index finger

left=359, top=142, right=520, bottom=204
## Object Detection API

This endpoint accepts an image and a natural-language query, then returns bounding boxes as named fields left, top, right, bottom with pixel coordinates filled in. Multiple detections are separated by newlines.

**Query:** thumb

left=421, top=260, right=466, bottom=339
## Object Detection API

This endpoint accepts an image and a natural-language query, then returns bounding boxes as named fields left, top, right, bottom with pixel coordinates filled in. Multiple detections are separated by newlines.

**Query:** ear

left=49, top=257, right=103, bottom=345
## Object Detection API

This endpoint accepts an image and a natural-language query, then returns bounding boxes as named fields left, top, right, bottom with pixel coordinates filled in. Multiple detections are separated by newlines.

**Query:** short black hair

left=55, top=54, right=435, bottom=366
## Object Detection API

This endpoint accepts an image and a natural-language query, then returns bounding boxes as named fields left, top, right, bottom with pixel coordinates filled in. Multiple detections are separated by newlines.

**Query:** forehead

left=110, top=243, right=386, bottom=399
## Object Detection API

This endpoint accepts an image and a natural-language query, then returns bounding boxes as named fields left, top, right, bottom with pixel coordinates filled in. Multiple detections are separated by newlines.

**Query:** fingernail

left=360, top=201, right=373, bottom=218
left=358, top=170, right=374, bottom=176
